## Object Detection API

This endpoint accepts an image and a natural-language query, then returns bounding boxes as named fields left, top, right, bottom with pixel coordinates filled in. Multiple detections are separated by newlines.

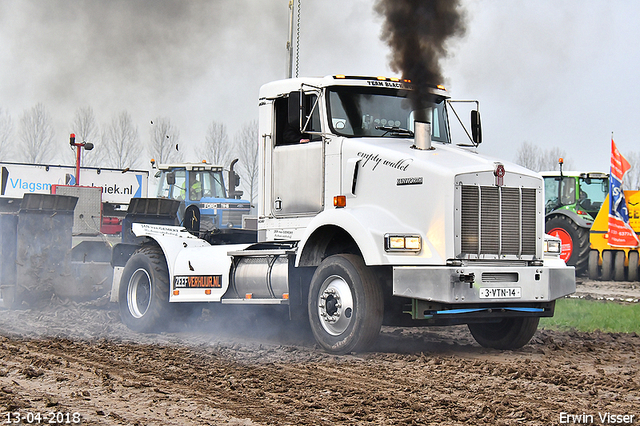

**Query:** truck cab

left=155, top=163, right=250, bottom=231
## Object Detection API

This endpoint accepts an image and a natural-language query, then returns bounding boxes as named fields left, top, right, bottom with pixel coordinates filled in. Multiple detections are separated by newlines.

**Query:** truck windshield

left=327, top=86, right=450, bottom=143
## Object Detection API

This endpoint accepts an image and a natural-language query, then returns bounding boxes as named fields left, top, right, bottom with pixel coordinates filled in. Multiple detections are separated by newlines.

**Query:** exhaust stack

left=414, top=121, right=433, bottom=150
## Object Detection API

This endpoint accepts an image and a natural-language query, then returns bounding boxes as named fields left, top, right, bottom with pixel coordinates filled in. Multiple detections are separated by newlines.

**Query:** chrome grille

left=460, top=185, right=537, bottom=256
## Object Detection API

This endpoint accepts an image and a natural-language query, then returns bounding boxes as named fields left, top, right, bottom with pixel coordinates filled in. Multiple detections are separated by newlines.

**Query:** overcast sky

left=0, top=0, right=637, bottom=174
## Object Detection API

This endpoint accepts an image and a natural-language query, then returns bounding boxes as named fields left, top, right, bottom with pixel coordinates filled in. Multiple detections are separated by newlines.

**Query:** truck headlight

left=544, top=235, right=562, bottom=255
left=385, top=234, right=421, bottom=252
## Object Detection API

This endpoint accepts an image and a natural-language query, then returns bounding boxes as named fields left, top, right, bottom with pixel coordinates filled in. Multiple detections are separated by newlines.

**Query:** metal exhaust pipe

left=414, top=121, right=433, bottom=150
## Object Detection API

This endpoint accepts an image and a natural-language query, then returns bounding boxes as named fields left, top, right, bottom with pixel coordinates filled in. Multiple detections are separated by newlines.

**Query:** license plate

left=174, top=275, right=222, bottom=289
left=478, top=287, right=521, bottom=299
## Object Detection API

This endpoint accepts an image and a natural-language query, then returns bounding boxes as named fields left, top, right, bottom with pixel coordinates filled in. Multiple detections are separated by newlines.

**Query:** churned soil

left=0, top=280, right=638, bottom=425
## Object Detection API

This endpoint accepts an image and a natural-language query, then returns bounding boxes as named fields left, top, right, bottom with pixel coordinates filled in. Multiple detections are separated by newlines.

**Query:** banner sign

left=608, top=139, right=640, bottom=247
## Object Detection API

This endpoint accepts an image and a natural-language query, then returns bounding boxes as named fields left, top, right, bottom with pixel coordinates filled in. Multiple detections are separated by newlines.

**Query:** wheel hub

left=317, top=275, right=354, bottom=336
left=127, top=268, right=152, bottom=319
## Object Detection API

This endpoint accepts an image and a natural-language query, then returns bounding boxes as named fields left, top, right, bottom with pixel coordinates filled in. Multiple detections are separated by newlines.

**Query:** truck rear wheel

left=118, top=244, right=171, bottom=332
left=545, top=215, right=589, bottom=274
left=308, top=254, right=383, bottom=354
left=468, top=317, right=540, bottom=350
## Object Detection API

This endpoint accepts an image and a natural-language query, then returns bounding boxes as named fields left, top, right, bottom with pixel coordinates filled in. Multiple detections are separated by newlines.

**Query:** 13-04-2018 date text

left=4, top=412, right=81, bottom=424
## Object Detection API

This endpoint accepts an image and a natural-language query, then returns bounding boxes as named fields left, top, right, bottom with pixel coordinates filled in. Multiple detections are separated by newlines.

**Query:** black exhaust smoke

left=374, top=0, right=466, bottom=119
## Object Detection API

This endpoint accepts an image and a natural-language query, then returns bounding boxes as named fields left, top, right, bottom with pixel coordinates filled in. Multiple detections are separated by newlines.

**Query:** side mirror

left=471, top=110, right=482, bottom=145
left=84, top=142, right=94, bottom=151
left=166, top=172, right=176, bottom=186
left=234, top=172, right=241, bottom=187
left=288, top=90, right=302, bottom=128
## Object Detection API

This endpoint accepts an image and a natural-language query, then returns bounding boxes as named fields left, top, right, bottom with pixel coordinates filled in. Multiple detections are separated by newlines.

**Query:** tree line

left=514, top=141, right=640, bottom=190
left=0, top=104, right=259, bottom=202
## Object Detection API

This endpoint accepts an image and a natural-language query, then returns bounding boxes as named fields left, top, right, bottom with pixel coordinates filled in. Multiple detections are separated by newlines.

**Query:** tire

left=468, top=317, right=540, bottom=350
left=545, top=215, right=590, bottom=274
left=588, top=250, right=600, bottom=280
left=601, top=251, right=613, bottom=281
left=628, top=251, right=639, bottom=282
left=614, top=251, right=626, bottom=281
left=308, top=254, right=383, bottom=354
left=119, top=244, right=171, bottom=332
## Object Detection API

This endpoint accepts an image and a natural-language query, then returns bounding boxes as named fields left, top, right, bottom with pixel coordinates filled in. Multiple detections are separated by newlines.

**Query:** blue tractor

left=153, top=160, right=251, bottom=231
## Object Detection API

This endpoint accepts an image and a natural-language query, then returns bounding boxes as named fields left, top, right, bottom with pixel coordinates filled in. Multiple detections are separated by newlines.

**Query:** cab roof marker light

left=335, top=74, right=346, bottom=79
left=437, top=84, right=446, bottom=91
left=390, top=77, right=400, bottom=82
left=377, top=76, right=386, bottom=80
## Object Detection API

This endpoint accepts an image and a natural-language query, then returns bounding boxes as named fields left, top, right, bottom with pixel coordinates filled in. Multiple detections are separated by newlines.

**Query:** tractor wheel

left=308, top=254, right=383, bottom=354
left=468, top=317, right=540, bottom=350
left=628, top=251, right=639, bottom=282
left=118, top=244, right=171, bottom=332
left=614, top=251, right=626, bottom=281
left=601, top=251, right=613, bottom=281
left=588, top=250, right=600, bottom=280
left=545, top=215, right=590, bottom=275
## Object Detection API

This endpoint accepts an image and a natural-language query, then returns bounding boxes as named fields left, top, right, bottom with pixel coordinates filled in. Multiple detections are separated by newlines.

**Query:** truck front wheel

left=308, top=254, right=383, bottom=354
left=119, top=244, right=171, bottom=332
left=467, top=317, right=540, bottom=350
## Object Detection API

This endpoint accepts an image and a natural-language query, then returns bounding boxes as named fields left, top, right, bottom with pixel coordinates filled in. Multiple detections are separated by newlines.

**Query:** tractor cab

left=542, top=171, right=609, bottom=220
left=155, top=162, right=250, bottom=231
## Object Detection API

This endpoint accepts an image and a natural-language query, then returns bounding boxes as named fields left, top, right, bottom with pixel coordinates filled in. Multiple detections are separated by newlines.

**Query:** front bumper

left=393, top=264, right=575, bottom=304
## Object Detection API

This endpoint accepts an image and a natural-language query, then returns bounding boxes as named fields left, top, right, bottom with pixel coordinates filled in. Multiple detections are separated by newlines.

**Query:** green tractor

left=541, top=160, right=608, bottom=274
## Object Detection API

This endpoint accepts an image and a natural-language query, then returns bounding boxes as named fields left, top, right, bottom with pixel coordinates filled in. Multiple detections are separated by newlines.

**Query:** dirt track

left=0, top=280, right=638, bottom=425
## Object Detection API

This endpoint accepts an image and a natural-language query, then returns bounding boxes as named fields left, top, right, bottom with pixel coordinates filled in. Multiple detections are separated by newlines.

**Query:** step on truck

left=110, top=75, right=575, bottom=354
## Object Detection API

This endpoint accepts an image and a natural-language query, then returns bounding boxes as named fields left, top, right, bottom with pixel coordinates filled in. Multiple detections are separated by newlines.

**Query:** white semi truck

left=111, top=75, right=575, bottom=354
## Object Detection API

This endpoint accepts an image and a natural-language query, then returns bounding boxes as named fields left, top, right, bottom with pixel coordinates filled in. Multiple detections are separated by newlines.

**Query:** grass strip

left=540, top=298, right=640, bottom=333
